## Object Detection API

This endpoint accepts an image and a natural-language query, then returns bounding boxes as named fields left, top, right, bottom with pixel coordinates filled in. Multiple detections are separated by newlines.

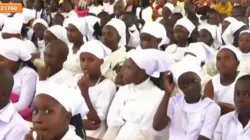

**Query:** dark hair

left=141, top=0, right=150, bottom=8
left=237, top=74, right=250, bottom=83
left=21, top=60, right=37, bottom=72
left=97, top=11, right=109, bottom=17
left=93, top=22, right=102, bottom=40
left=233, top=25, right=248, bottom=47
left=70, top=114, right=86, bottom=139
left=21, top=25, right=39, bottom=48
left=150, top=73, right=165, bottom=90
left=171, top=12, right=183, bottom=20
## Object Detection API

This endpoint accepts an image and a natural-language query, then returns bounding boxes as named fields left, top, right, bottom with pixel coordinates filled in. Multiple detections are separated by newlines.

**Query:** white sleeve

left=142, top=8, right=153, bottom=22
left=6, top=122, right=30, bottom=140
left=167, top=97, right=177, bottom=120
left=200, top=103, right=221, bottom=139
left=95, top=81, right=116, bottom=120
left=213, top=116, right=223, bottom=140
left=107, top=88, right=126, bottom=127
left=14, top=70, right=38, bottom=111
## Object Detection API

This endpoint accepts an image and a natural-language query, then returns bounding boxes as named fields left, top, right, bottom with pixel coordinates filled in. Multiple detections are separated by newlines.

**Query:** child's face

left=208, top=13, right=221, bottom=26
left=234, top=79, right=250, bottom=115
left=173, top=25, right=189, bottom=42
left=198, top=29, right=213, bottom=46
left=216, top=49, right=239, bottom=75
left=178, top=72, right=202, bottom=100
left=79, top=52, right=102, bottom=75
left=239, top=33, right=250, bottom=53
left=33, top=23, right=47, bottom=40
left=32, top=94, right=70, bottom=140
left=66, top=24, right=83, bottom=43
left=101, top=26, right=120, bottom=50
left=140, top=33, right=159, bottom=49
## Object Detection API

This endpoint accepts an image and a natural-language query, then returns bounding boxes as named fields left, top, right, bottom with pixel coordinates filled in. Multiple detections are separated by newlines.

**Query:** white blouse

left=12, top=66, right=38, bottom=112
left=211, top=73, right=245, bottom=105
left=47, top=69, right=75, bottom=86
left=0, top=103, right=30, bottom=140
left=238, top=53, right=250, bottom=74
left=167, top=95, right=221, bottom=140
left=106, top=78, right=165, bottom=139
left=89, top=5, right=104, bottom=16
left=136, top=7, right=153, bottom=23
left=213, top=111, right=250, bottom=140
left=74, top=74, right=116, bottom=139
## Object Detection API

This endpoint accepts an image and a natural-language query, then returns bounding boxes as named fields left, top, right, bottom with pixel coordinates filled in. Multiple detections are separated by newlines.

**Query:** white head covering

left=22, top=8, right=36, bottom=24
left=0, top=14, right=7, bottom=28
left=77, top=40, right=111, bottom=59
left=47, top=25, right=69, bottom=43
left=0, top=38, right=31, bottom=62
left=36, top=81, right=78, bottom=113
left=174, top=17, right=196, bottom=37
left=83, top=15, right=101, bottom=40
left=170, top=57, right=202, bottom=84
left=66, top=17, right=88, bottom=36
left=186, top=42, right=215, bottom=63
left=198, top=24, right=217, bottom=41
left=2, top=16, right=24, bottom=34
left=240, top=30, right=250, bottom=36
left=141, top=22, right=169, bottom=47
left=219, top=45, right=242, bottom=61
left=105, top=18, right=127, bottom=48
left=222, top=17, right=246, bottom=45
left=32, top=18, right=49, bottom=28
left=164, top=3, right=175, bottom=13
left=128, top=49, right=175, bottom=78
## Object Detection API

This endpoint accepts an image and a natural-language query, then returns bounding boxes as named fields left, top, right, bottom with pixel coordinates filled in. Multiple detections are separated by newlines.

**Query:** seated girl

left=204, top=45, right=246, bottom=115
left=213, top=74, right=250, bottom=140
left=153, top=57, right=221, bottom=140
left=104, top=49, right=175, bottom=139
left=0, top=38, right=38, bottom=121
left=238, top=30, right=250, bottom=74
left=75, top=40, right=116, bottom=139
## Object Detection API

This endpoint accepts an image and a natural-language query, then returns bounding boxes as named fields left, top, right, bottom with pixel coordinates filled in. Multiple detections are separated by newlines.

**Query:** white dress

left=106, top=78, right=165, bottom=140
left=211, top=72, right=245, bottom=105
left=74, top=74, right=116, bottom=139
left=168, top=95, right=221, bottom=140
left=89, top=5, right=104, bottom=16
left=165, top=44, right=188, bottom=62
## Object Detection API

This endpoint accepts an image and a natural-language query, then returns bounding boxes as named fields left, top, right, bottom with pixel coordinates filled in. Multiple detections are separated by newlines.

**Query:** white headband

left=67, top=17, right=88, bottom=36
left=77, top=40, right=111, bottom=59
left=105, top=18, right=127, bottom=47
left=174, top=17, right=196, bottom=37
left=0, top=38, right=31, bottom=62
left=128, top=49, right=175, bottom=78
left=240, top=30, right=250, bottom=36
left=219, top=45, right=242, bottom=61
left=47, top=25, right=69, bottom=43
left=198, top=24, right=217, bottom=40
left=32, top=18, right=49, bottom=28
left=22, top=8, right=36, bottom=24
left=170, top=57, right=202, bottom=84
left=164, top=3, right=174, bottom=13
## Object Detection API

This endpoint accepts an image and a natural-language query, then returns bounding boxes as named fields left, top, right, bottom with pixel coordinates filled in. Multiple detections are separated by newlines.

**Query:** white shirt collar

left=61, top=128, right=82, bottom=140
left=0, top=103, right=15, bottom=123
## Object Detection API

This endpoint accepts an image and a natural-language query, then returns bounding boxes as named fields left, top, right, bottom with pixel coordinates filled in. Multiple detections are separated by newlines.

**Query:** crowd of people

left=0, top=0, right=250, bottom=139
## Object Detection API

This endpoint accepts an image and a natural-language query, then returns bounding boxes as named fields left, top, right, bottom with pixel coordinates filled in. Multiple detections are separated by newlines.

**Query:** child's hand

left=164, top=72, right=175, bottom=94
left=77, top=74, right=90, bottom=94
left=24, top=129, right=34, bottom=140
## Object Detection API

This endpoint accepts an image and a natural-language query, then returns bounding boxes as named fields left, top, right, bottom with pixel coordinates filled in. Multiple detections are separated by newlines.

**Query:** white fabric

left=2, top=16, right=23, bottom=34
left=74, top=74, right=116, bottom=139
left=164, top=3, right=175, bottom=13
left=106, top=78, right=165, bottom=139
left=219, top=45, right=242, bottom=61
left=47, top=25, right=69, bottom=43
left=89, top=5, right=104, bottom=16
left=238, top=53, right=250, bottom=74
left=186, top=42, right=215, bottom=63
left=12, top=66, right=37, bottom=112
left=103, top=2, right=114, bottom=14
left=141, top=22, right=169, bottom=47
left=106, top=18, right=127, bottom=48
left=128, top=49, right=175, bottom=78
left=67, top=17, right=88, bottom=36
left=32, top=18, right=49, bottom=28
left=170, top=56, right=202, bottom=84
left=165, top=44, right=188, bottom=62
left=0, top=38, right=31, bottom=62
left=211, top=73, right=245, bottom=105
left=222, top=17, right=246, bottom=45
left=167, top=95, right=220, bottom=140
left=47, top=69, right=75, bottom=86
left=0, top=14, right=7, bottom=27
left=60, top=128, right=82, bottom=140
left=198, top=23, right=217, bottom=41
left=174, top=17, right=195, bottom=37
left=22, top=8, right=36, bottom=24
left=213, top=111, right=250, bottom=140
left=77, top=40, right=111, bottom=59
left=240, top=29, right=250, bottom=36
left=127, top=25, right=140, bottom=48
left=83, top=15, right=100, bottom=40
left=136, top=7, right=153, bottom=22
left=22, top=39, right=37, bottom=54
left=0, top=103, right=29, bottom=140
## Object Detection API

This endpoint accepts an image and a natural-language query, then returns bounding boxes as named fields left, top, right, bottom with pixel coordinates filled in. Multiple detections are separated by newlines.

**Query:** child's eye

left=33, top=110, right=38, bottom=115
